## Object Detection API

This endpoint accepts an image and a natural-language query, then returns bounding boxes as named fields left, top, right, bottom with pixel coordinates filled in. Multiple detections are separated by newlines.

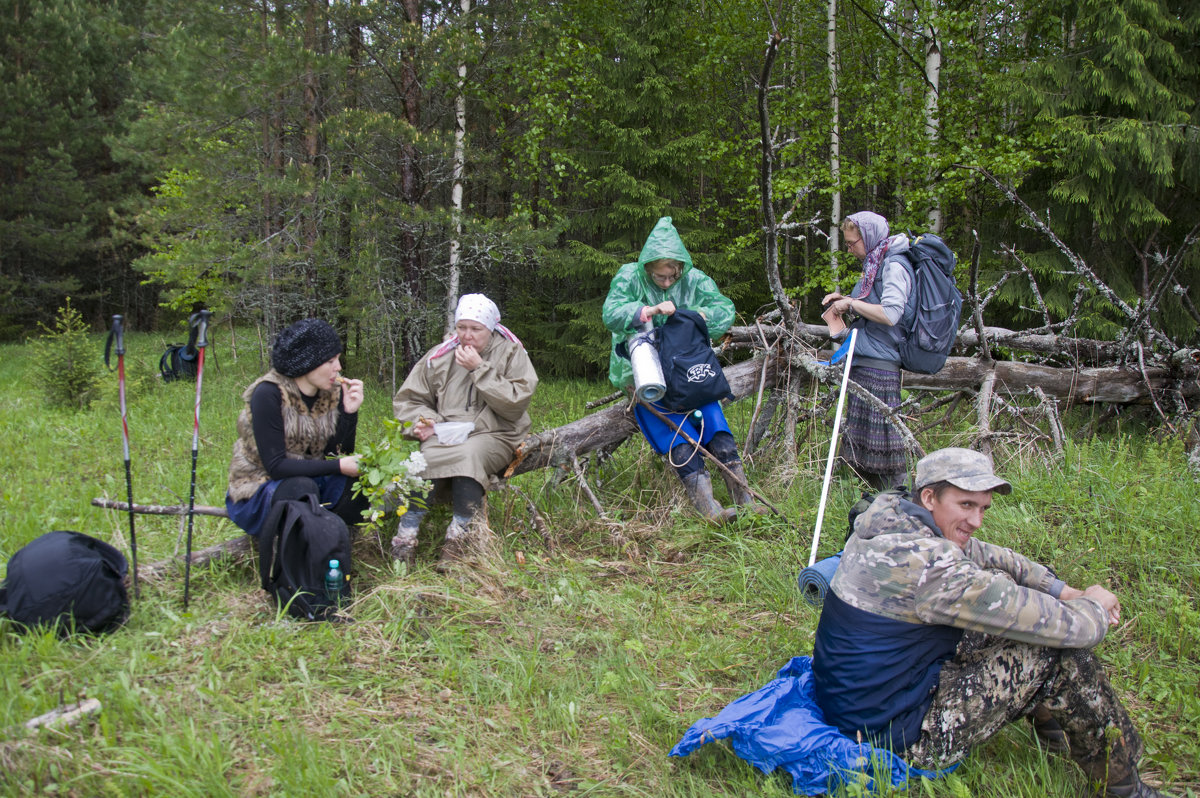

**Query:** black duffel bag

left=0, top=530, right=130, bottom=635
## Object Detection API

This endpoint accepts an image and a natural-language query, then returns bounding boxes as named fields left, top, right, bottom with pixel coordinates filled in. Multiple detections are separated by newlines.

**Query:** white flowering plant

left=350, top=418, right=431, bottom=524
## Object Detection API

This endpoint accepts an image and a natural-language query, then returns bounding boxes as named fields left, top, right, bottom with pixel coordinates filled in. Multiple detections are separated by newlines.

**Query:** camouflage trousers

left=905, top=632, right=1141, bottom=786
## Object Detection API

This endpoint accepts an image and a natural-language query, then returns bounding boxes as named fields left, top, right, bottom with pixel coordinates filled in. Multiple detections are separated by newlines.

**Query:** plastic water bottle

left=324, top=559, right=344, bottom=604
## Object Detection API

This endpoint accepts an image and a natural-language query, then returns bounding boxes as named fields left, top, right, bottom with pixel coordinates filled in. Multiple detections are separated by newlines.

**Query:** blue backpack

left=898, top=233, right=961, bottom=375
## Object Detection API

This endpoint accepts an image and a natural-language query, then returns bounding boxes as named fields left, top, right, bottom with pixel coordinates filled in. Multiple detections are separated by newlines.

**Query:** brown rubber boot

left=681, top=471, right=733, bottom=524
left=436, top=513, right=499, bottom=572
left=719, top=461, right=769, bottom=516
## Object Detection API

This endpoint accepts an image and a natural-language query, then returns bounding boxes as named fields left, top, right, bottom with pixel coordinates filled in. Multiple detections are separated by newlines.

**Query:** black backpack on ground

left=159, top=343, right=199, bottom=382
left=898, top=233, right=962, bottom=375
left=0, top=531, right=130, bottom=635
left=159, top=311, right=207, bottom=382
left=655, top=308, right=734, bottom=413
left=258, top=494, right=352, bottom=621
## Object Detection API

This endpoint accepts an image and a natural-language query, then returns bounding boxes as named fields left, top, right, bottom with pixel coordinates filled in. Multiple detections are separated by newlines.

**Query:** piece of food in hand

left=335, top=375, right=347, bottom=385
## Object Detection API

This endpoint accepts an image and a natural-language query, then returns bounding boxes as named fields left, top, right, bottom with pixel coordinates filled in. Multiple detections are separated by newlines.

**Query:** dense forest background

left=3, top=0, right=1197, bottom=381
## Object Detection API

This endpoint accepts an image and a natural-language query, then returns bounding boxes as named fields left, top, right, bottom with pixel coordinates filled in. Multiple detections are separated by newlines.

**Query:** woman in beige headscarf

left=391, top=294, right=538, bottom=566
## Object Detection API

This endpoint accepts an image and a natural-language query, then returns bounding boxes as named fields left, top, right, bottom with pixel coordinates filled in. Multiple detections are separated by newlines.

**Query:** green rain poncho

left=602, top=217, right=736, bottom=389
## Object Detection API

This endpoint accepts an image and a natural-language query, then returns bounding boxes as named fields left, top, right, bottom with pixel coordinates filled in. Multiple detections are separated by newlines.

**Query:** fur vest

left=226, top=371, right=342, bottom=502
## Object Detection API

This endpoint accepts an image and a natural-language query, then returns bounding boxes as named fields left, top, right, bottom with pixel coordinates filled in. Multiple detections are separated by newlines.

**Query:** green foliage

left=29, top=300, right=102, bottom=410
left=993, top=0, right=1200, bottom=341
left=0, top=0, right=151, bottom=338
left=4, top=0, right=1198, bottom=365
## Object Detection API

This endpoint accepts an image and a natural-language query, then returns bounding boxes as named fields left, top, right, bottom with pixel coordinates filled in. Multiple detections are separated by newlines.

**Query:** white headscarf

left=428, top=293, right=522, bottom=365
left=454, top=293, right=502, bottom=330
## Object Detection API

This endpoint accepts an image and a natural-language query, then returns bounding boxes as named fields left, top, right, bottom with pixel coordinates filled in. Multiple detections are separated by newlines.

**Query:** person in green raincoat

left=602, top=217, right=762, bottom=523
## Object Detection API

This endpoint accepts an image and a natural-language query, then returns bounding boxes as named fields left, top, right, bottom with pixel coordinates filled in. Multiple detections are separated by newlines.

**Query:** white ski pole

left=808, top=328, right=857, bottom=567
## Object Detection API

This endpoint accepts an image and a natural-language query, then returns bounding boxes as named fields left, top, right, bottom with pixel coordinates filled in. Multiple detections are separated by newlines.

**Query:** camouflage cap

left=914, top=447, right=1012, bottom=494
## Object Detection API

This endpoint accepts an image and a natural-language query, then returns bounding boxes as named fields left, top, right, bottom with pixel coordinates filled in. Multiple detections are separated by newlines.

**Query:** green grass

left=1, top=332, right=1197, bottom=796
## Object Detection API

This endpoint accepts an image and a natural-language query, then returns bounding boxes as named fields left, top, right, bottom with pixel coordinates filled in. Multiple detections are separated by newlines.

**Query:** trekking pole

left=105, top=315, right=140, bottom=598
left=183, top=309, right=212, bottom=610
left=809, top=328, right=857, bottom=567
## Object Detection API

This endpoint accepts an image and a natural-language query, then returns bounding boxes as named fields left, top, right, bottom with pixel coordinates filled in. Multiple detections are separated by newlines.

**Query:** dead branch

left=756, top=29, right=796, bottom=328
left=975, top=368, right=997, bottom=457
left=1033, top=387, right=1065, bottom=459
left=636, top=400, right=784, bottom=516
left=1002, top=245, right=1054, bottom=332
left=585, top=391, right=623, bottom=410
left=91, top=498, right=228, bottom=517
left=1137, top=341, right=1177, bottom=434
left=968, top=229, right=991, bottom=361
left=963, top=166, right=1176, bottom=351
left=23, top=699, right=102, bottom=733
left=571, top=456, right=607, bottom=519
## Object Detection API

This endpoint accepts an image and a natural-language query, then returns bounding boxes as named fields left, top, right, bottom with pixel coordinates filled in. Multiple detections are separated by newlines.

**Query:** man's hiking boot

left=681, top=471, right=733, bottom=524
left=1030, top=706, right=1070, bottom=754
left=1076, top=731, right=1172, bottom=798
left=719, top=461, right=768, bottom=516
left=1094, top=774, right=1171, bottom=798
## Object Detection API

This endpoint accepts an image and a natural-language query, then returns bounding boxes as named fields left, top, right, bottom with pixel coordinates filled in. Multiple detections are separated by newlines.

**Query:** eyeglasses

left=844, top=236, right=863, bottom=250
left=650, top=270, right=679, bottom=285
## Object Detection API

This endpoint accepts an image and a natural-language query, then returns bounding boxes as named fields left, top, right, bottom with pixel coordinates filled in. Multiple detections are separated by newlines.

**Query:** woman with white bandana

left=821, top=211, right=914, bottom=490
left=391, top=294, right=538, bottom=566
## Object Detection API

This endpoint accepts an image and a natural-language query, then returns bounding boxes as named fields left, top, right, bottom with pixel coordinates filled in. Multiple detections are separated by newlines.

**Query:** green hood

left=601, top=216, right=736, bottom=389
left=636, top=216, right=693, bottom=273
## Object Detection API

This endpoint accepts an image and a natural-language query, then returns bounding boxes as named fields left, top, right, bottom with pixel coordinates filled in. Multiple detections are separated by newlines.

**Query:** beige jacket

left=393, top=333, right=538, bottom=487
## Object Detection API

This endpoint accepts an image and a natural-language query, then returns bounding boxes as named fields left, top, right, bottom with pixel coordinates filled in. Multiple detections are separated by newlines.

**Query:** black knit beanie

left=271, top=319, right=342, bottom=378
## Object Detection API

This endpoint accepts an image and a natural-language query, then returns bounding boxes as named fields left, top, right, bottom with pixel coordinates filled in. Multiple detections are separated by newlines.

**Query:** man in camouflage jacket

left=813, top=447, right=1167, bottom=798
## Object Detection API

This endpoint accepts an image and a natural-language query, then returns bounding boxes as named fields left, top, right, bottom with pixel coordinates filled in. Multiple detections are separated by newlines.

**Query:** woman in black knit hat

left=225, top=319, right=369, bottom=536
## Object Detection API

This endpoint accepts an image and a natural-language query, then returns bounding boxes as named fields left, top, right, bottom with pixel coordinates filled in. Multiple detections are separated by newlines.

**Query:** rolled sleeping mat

left=798, top=553, right=842, bottom=607
left=628, top=329, right=666, bottom=403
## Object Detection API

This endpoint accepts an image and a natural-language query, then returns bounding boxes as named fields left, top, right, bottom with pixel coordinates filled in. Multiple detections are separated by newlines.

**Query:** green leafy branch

left=350, top=418, right=431, bottom=524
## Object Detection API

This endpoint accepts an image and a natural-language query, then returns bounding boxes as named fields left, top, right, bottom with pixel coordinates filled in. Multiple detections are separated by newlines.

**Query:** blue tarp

left=670, top=656, right=957, bottom=795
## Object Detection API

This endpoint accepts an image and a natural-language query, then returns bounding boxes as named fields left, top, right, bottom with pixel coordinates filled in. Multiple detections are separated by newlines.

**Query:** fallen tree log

left=138, top=536, right=253, bottom=582
left=90, top=498, right=249, bottom=581
left=93, top=340, right=1198, bottom=577
left=902, top=357, right=1200, bottom=404
left=725, top=323, right=1129, bottom=364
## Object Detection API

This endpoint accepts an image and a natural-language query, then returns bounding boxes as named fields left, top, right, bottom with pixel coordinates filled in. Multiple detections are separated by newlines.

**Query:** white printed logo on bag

left=686, top=364, right=717, bottom=383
